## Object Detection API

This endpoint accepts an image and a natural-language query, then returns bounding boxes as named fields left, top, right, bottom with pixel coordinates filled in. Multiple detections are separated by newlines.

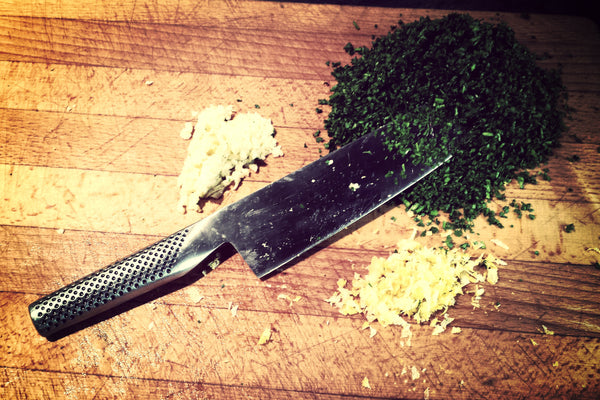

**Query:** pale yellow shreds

left=541, top=325, right=555, bottom=335
left=361, top=376, right=371, bottom=389
left=451, top=326, right=462, bottom=334
left=230, top=304, right=238, bottom=317
left=530, top=338, right=538, bottom=346
left=586, top=247, right=600, bottom=255
left=186, top=286, right=204, bottom=303
left=257, top=327, right=272, bottom=345
left=326, top=234, right=502, bottom=334
left=424, top=387, right=431, bottom=400
left=470, top=285, right=485, bottom=308
left=432, top=313, right=454, bottom=336
left=179, top=121, right=194, bottom=140
left=586, top=247, right=600, bottom=263
left=490, top=238, right=509, bottom=250
left=410, top=366, right=421, bottom=381
left=361, top=322, right=378, bottom=338
left=277, top=293, right=302, bottom=307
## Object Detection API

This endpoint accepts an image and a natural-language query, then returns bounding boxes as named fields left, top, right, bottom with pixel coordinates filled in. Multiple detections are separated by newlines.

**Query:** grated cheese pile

left=326, top=232, right=502, bottom=334
left=177, top=105, right=283, bottom=213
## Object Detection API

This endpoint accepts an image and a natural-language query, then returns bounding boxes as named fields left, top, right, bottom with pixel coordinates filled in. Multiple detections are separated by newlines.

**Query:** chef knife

left=29, top=125, right=450, bottom=338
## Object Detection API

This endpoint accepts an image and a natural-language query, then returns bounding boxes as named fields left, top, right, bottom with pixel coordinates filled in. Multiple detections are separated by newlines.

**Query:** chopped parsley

left=317, top=14, right=568, bottom=235
left=564, top=223, right=575, bottom=233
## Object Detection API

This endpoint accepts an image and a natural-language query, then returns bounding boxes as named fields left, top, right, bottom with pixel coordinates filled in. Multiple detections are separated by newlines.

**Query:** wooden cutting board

left=1, top=1, right=599, bottom=399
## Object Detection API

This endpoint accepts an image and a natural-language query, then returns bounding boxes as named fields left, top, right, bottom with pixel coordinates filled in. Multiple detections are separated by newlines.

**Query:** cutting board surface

left=1, top=1, right=599, bottom=399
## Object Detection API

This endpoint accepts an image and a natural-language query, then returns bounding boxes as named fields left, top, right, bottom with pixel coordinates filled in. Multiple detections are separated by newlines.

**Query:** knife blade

left=29, top=125, right=450, bottom=339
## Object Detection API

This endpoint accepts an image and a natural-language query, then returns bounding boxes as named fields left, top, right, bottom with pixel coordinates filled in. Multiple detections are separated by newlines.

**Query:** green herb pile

left=318, top=13, right=568, bottom=234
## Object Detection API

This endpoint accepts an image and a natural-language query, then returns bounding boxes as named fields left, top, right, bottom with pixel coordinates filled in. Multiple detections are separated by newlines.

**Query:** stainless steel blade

left=206, top=127, right=448, bottom=278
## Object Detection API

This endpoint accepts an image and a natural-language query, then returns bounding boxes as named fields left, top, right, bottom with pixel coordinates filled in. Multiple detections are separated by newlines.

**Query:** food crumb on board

left=186, top=286, right=204, bottom=303
left=56, top=228, right=65, bottom=234
left=179, top=121, right=194, bottom=140
left=177, top=105, right=283, bottom=213
left=490, top=238, right=510, bottom=250
left=431, top=314, right=454, bottom=336
left=540, top=325, right=555, bottom=335
left=277, top=293, right=302, bottom=306
left=257, top=326, right=272, bottom=345
left=361, top=321, right=377, bottom=337
left=144, top=80, right=154, bottom=86
left=410, top=365, right=421, bottom=380
left=424, top=387, right=431, bottom=400
left=361, top=376, right=371, bottom=389
left=227, top=301, right=239, bottom=317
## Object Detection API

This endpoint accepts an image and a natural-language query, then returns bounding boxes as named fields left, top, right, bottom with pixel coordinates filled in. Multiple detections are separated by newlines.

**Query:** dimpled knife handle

left=29, top=228, right=190, bottom=338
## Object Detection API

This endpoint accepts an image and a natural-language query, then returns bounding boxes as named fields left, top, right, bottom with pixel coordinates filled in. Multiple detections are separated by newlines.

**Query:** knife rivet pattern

left=29, top=228, right=189, bottom=337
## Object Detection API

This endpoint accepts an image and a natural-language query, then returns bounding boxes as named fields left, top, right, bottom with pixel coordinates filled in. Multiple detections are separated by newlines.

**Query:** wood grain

left=1, top=1, right=599, bottom=399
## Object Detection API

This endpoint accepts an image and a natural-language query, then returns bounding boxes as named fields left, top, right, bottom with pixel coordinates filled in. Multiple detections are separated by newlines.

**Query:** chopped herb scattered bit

left=538, top=168, right=551, bottom=181
left=564, top=223, right=575, bottom=233
left=534, top=250, right=540, bottom=255
left=254, top=104, right=260, bottom=109
left=352, top=20, right=360, bottom=30
left=315, top=107, right=323, bottom=114
left=318, top=14, right=568, bottom=235
left=236, top=98, right=243, bottom=102
left=567, top=155, right=580, bottom=162
left=444, top=235, right=455, bottom=249
left=593, top=262, right=600, bottom=270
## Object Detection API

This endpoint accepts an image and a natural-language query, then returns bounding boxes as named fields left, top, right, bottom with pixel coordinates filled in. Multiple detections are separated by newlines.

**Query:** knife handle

left=29, top=227, right=204, bottom=338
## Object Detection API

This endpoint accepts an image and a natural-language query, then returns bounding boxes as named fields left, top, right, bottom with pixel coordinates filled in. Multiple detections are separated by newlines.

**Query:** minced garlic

left=257, top=326, right=272, bottom=345
left=177, top=105, right=283, bottom=213
left=326, top=231, right=501, bottom=332
left=361, top=376, right=371, bottom=389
